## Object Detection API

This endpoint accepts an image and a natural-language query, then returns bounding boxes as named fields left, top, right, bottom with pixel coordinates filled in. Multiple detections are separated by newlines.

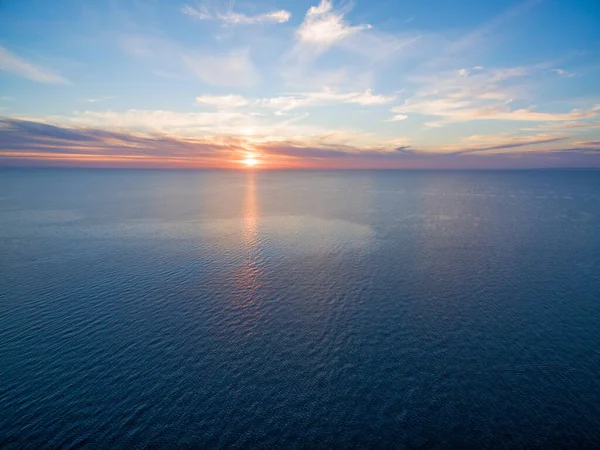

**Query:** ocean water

left=1, top=168, right=599, bottom=448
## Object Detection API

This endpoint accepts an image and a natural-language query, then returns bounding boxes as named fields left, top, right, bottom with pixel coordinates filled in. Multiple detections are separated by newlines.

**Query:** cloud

left=117, top=34, right=259, bottom=86
left=195, top=88, right=395, bottom=113
left=0, top=117, right=246, bottom=167
left=391, top=66, right=600, bottom=126
left=348, top=89, right=396, bottom=105
left=2, top=117, right=599, bottom=169
left=12, top=106, right=580, bottom=159
left=377, top=133, right=570, bottom=156
left=182, top=3, right=290, bottom=25
left=183, top=49, right=259, bottom=86
left=28, top=109, right=253, bottom=134
left=0, top=116, right=384, bottom=167
left=552, top=68, right=577, bottom=78
left=272, top=88, right=395, bottom=108
left=84, top=96, right=116, bottom=103
left=296, top=0, right=372, bottom=55
left=446, top=134, right=569, bottom=154
left=413, top=104, right=600, bottom=127
left=0, top=44, right=69, bottom=84
left=573, top=140, right=600, bottom=147
left=196, top=94, right=251, bottom=108
left=239, top=140, right=600, bottom=169
left=385, top=114, right=408, bottom=122
left=529, top=121, right=600, bottom=131
left=441, top=0, right=542, bottom=59
left=342, top=31, right=421, bottom=63
left=8, top=108, right=379, bottom=148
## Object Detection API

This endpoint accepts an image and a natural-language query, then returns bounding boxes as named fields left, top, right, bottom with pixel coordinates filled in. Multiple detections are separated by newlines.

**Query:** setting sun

left=243, top=155, right=259, bottom=167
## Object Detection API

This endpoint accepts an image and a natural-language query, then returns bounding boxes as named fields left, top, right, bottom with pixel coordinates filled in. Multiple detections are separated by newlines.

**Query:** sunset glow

left=243, top=155, right=259, bottom=167
left=0, top=0, right=599, bottom=168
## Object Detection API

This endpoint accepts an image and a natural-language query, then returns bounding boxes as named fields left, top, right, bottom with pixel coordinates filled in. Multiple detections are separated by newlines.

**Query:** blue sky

left=1, top=0, right=600, bottom=168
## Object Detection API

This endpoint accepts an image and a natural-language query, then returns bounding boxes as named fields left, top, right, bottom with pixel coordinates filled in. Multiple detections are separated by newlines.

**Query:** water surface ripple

left=1, top=169, right=599, bottom=448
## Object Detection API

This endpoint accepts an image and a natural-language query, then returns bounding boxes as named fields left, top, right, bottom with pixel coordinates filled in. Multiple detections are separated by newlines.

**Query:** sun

left=242, top=154, right=259, bottom=167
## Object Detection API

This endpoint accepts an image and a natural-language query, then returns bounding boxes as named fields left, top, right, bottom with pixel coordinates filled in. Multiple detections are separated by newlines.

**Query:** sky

left=1, top=0, right=600, bottom=169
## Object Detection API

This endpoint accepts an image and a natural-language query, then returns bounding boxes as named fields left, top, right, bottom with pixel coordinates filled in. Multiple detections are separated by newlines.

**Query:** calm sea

left=1, top=169, right=599, bottom=448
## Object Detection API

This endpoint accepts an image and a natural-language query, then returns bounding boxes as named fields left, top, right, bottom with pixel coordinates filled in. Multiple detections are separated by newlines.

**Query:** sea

left=1, top=168, right=599, bottom=448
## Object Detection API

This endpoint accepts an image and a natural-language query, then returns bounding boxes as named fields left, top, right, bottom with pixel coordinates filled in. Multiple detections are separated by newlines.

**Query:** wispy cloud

left=287, top=0, right=421, bottom=95
left=182, top=2, right=290, bottom=25
left=0, top=117, right=245, bottom=167
left=2, top=117, right=598, bottom=169
left=439, top=133, right=569, bottom=154
left=26, top=109, right=253, bottom=134
left=389, top=65, right=600, bottom=126
left=196, top=94, right=251, bottom=109
left=440, top=0, right=542, bottom=60
left=196, top=88, right=395, bottom=114
left=551, top=68, right=577, bottom=78
left=183, top=49, right=259, bottom=86
left=118, top=34, right=260, bottom=87
left=528, top=121, right=600, bottom=131
left=386, top=114, right=408, bottom=122
left=8, top=109, right=367, bottom=147
left=295, top=0, right=372, bottom=55
left=573, top=140, right=600, bottom=147
left=263, top=88, right=396, bottom=111
left=84, top=96, right=116, bottom=103
left=0, top=44, right=69, bottom=84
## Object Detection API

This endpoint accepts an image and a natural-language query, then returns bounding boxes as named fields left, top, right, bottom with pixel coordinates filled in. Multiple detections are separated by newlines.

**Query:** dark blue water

left=1, top=169, right=599, bottom=448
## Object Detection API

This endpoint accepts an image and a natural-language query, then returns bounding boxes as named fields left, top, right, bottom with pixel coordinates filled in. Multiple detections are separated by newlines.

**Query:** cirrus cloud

left=183, top=49, right=259, bottom=87
left=0, top=44, right=69, bottom=84
left=389, top=65, right=600, bottom=126
left=196, top=88, right=395, bottom=114
left=182, top=3, right=291, bottom=25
